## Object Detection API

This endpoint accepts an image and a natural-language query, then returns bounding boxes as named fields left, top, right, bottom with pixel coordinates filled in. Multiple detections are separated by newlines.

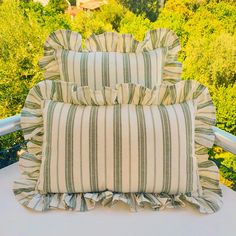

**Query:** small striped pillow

left=39, top=29, right=183, bottom=85
left=55, top=48, right=164, bottom=89
left=37, top=99, right=198, bottom=195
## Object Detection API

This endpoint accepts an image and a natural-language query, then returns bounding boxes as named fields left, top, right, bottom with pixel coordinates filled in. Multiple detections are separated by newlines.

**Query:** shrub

left=211, top=84, right=236, bottom=135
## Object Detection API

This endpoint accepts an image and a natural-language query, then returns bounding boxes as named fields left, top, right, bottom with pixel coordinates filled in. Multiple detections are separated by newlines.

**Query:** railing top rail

left=0, top=115, right=21, bottom=136
left=212, top=126, right=236, bottom=155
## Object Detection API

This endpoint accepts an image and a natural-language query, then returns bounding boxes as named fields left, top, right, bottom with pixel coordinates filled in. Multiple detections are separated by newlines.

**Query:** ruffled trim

left=85, top=31, right=144, bottom=53
left=39, top=29, right=82, bottom=80
left=13, top=152, right=222, bottom=213
left=14, top=80, right=222, bottom=213
left=39, top=28, right=181, bottom=83
left=21, top=80, right=215, bottom=149
left=85, top=28, right=182, bottom=83
left=144, top=29, right=182, bottom=83
left=71, top=80, right=216, bottom=148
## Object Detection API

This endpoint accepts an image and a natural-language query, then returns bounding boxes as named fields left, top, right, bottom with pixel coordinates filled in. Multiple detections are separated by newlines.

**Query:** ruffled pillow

left=39, top=28, right=182, bottom=86
left=13, top=80, right=222, bottom=213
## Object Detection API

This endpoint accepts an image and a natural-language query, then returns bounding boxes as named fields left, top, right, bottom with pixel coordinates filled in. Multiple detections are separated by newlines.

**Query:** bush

left=211, top=84, right=236, bottom=135
left=154, top=0, right=236, bottom=134
left=0, top=0, right=72, bottom=119
left=119, top=11, right=153, bottom=40
left=211, top=150, right=236, bottom=190
left=119, top=0, right=161, bottom=22
left=0, top=1, right=46, bottom=118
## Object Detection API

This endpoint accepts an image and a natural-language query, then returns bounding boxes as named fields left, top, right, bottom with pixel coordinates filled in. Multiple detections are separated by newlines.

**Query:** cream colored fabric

left=13, top=80, right=222, bottom=213
left=55, top=48, right=164, bottom=89
left=38, top=99, right=197, bottom=194
left=39, top=28, right=182, bottom=84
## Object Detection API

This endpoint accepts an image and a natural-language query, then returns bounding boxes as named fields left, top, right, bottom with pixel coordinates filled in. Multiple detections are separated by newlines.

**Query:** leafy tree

left=211, top=84, right=236, bottom=135
left=71, top=0, right=125, bottom=38
left=119, top=0, right=162, bottom=22
left=47, top=0, right=68, bottom=13
left=119, top=11, right=153, bottom=40
left=154, top=0, right=236, bottom=134
left=70, top=10, right=113, bottom=39
left=0, top=0, right=47, bottom=118
left=20, top=0, right=71, bottom=31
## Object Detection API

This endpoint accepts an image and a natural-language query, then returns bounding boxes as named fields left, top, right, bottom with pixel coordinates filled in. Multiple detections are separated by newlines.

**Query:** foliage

left=0, top=0, right=46, bottom=118
left=70, top=8, right=113, bottom=39
left=0, top=131, right=25, bottom=169
left=154, top=0, right=236, bottom=135
left=210, top=149, right=236, bottom=190
left=71, top=0, right=124, bottom=38
left=119, top=11, right=153, bottom=41
left=20, top=0, right=71, bottom=31
left=0, top=0, right=71, bottom=169
left=119, top=0, right=162, bottom=22
left=47, top=0, right=68, bottom=13
left=211, top=84, right=236, bottom=135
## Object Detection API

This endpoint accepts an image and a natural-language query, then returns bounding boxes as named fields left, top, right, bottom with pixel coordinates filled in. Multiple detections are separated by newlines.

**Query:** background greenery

left=0, top=0, right=235, bottom=187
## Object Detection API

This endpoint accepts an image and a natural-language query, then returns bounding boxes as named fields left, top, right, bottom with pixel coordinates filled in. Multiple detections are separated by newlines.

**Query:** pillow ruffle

left=14, top=80, right=222, bottom=213
left=71, top=80, right=216, bottom=148
left=13, top=152, right=222, bottom=214
left=39, top=29, right=82, bottom=80
left=39, top=28, right=182, bottom=84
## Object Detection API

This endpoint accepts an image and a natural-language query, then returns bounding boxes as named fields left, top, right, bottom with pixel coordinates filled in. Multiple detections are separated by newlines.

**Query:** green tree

left=47, top=0, right=68, bottom=13
left=211, top=84, right=236, bottom=135
left=154, top=0, right=236, bottom=135
left=119, top=0, right=162, bottom=22
left=0, top=0, right=47, bottom=118
left=119, top=11, right=153, bottom=41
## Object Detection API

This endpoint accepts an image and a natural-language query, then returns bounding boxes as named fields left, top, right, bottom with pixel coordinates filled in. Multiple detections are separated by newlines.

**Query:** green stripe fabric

left=13, top=80, right=222, bottom=213
left=56, top=49, right=164, bottom=89
left=38, top=99, right=196, bottom=194
left=39, top=28, right=182, bottom=85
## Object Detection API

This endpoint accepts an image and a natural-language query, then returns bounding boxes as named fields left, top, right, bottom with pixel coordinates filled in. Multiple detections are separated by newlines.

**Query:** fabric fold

left=14, top=176, right=222, bottom=213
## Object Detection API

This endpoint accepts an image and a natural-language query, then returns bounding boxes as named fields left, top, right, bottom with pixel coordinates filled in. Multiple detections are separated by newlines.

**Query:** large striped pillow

left=14, top=80, right=222, bottom=213
left=38, top=99, right=197, bottom=194
left=55, top=48, right=164, bottom=89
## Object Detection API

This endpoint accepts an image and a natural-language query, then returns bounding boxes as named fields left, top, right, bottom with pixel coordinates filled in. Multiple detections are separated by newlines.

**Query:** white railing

left=0, top=115, right=21, bottom=136
left=0, top=115, right=236, bottom=154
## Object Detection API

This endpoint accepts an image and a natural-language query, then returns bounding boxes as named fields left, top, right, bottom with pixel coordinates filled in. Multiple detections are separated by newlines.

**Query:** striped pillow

left=55, top=48, right=164, bottom=89
left=37, top=99, right=198, bottom=194
left=14, top=80, right=222, bottom=213
left=39, top=29, right=182, bottom=85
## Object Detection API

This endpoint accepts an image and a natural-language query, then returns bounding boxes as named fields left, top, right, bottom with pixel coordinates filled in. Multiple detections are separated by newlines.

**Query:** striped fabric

left=39, top=28, right=182, bottom=85
left=38, top=99, right=197, bottom=194
left=13, top=80, right=223, bottom=213
left=85, top=29, right=182, bottom=83
left=55, top=48, right=164, bottom=89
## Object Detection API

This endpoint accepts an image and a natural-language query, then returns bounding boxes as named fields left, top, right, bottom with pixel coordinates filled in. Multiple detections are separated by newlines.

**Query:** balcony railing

left=0, top=114, right=236, bottom=155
